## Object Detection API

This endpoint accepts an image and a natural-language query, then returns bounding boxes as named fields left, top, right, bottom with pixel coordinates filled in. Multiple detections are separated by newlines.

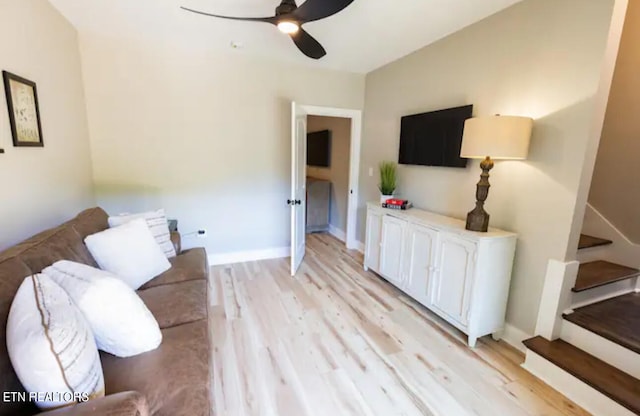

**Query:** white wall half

left=0, top=0, right=94, bottom=251
left=359, top=0, right=616, bottom=334
left=79, top=33, right=365, bottom=257
left=589, top=0, right=640, bottom=244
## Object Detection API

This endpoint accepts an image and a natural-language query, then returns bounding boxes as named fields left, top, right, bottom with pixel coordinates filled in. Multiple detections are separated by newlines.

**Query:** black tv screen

left=398, top=105, right=473, bottom=168
left=307, top=130, right=331, bottom=167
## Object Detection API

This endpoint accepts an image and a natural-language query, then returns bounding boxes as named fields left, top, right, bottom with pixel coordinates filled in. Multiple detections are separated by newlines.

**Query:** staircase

left=523, top=234, right=640, bottom=416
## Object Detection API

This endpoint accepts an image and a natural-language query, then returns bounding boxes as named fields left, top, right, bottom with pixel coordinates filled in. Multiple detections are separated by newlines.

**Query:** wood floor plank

left=209, top=233, right=587, bottom=416
left=323, top=369, right=376, bottom=416
left=502, top=381, right=578, bottom=416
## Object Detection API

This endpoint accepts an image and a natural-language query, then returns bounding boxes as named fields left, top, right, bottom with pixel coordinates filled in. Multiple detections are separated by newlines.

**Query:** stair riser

left=561, top=321, right=640, bottom=379
left=523, top=351, right=636, bottom=416
left=571, top=278, right=638, bottom=309
left=577, top=245, right=614, bottom=264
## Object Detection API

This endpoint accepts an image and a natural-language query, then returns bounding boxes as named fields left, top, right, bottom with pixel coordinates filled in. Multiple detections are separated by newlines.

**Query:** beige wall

left=307, top=116, right=351, bottom=235
left=589, top=0, right=640, bottom=243
left=0, top=0, right=94, bottom=251
left=79, top=33, right=365, bottom=255
left=359, top=0, right=615, bottom=334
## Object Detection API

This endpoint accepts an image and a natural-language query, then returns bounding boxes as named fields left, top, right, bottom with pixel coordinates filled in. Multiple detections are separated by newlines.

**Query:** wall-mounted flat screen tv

left=398, top=104, right=473, bottom=168
left=307, top=129, right=331, bottom=167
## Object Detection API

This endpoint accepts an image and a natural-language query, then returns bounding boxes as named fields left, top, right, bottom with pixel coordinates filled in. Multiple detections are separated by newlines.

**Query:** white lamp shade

left=460, top=115, right=533, bottom=160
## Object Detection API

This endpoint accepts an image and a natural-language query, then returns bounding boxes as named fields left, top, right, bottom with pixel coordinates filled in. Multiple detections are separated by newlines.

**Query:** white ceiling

left=48, top=0, right=521, bottom=73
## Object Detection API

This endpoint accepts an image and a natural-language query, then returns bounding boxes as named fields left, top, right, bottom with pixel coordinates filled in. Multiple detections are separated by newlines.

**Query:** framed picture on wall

left=2, top=71, right=44, bottom=147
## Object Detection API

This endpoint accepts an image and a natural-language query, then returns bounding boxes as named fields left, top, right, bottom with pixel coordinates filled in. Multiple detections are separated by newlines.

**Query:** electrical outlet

left=369, top=167, right=374, bottom=177
left=197, top=229, right=208, bottom=238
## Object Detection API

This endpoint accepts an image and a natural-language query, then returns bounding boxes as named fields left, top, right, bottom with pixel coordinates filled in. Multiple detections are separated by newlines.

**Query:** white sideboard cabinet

left=364, top=203, right=517, bottom=347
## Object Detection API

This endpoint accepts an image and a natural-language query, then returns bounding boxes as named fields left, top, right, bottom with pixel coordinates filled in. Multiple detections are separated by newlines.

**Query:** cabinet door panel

left=406, top=224, right=439, bottom=305
left=431, top=235, right=477, bottom=326
left=380, top=216, right=406, bottom=286
left=364, top=211, right=382, bottom=272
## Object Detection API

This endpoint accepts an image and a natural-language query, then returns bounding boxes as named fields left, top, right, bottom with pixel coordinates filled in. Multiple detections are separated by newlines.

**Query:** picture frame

left=2, top=71, right=44, bottom=147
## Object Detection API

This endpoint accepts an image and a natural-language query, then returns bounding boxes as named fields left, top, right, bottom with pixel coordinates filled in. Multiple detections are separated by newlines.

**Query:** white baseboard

left=355, top=240, right=365, bottom=254
left=208, top=246, right=290, bottom=266
left=500, top=323, right=532, bottom=353
left=328, top=225, right=346, bottom=242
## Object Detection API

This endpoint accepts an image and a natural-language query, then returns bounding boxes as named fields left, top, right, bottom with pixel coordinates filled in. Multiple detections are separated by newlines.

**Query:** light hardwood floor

left=209, top=233, right=589, bottom=416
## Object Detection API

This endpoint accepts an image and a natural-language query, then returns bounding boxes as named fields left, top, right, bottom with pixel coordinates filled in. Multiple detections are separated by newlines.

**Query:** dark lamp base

left=466, top=208, right=490, bottom=232
left=465, top=156, right=494, bottom=233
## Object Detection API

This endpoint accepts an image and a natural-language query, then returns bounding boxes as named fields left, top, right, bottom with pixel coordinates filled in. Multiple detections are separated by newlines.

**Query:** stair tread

left=563, top=292, right=640, bottom=354
left=578, top=234, right=613, bottom=250
left=523, top=336, right=640, bottom=414
left=573, top=260, right=640, bottom=292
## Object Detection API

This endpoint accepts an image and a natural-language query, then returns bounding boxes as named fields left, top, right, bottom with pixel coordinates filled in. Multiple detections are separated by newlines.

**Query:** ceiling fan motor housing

left=276, top=0, right=297, bottom=16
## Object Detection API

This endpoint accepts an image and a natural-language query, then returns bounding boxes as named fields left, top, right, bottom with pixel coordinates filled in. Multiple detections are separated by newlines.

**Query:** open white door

left=290, top=102, right=307, bottom=276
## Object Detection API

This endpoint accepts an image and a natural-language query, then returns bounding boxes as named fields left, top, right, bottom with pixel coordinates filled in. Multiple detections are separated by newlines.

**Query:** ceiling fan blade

left=291, top=0, right=355, bottom=23
left=289, top=28, right=326, bottom=59
left=181, top=7, right=277, bottom=24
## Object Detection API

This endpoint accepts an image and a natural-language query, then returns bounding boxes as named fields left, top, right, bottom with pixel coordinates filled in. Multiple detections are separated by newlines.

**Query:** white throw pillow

left=43, top=260, right=162, bottom=358
left=7, top=274, right=105, bottom=410
left=84, top=219, right=171, bottom=289
left=108, top=209, right=176, bottom=258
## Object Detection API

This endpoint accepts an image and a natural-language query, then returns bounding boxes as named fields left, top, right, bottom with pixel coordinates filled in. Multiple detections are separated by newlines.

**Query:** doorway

left=306, top=115, right=351, bottom=243
left=290, top=103, right=363, bottom=275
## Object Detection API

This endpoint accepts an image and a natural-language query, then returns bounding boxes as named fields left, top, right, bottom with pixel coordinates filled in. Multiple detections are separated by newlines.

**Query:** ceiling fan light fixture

left=181, top=0, right=356, bottom=59
left=277, top=20, right=299, bottom=34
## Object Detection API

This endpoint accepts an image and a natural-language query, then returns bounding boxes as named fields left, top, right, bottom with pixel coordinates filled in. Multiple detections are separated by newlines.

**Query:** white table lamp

left=460, top=115, right=533, bottom=232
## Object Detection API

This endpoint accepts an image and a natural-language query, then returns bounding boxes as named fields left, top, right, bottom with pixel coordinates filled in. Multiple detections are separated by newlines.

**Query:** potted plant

left=378, top=161, right=397, bottom=203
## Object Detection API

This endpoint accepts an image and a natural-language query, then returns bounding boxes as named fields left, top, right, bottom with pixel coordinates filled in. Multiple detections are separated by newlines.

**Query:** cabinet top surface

left=307, top=177, right=330, bottom=183
left=367, top=202, right=516, bottom=239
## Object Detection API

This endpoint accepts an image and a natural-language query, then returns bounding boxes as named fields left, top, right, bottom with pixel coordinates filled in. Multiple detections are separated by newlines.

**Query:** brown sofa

left=0, top=208, right=211, bottom=416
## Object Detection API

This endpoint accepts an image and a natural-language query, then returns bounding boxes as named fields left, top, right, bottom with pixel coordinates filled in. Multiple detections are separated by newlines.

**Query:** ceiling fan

left=181, top=0, right=355, bottom=59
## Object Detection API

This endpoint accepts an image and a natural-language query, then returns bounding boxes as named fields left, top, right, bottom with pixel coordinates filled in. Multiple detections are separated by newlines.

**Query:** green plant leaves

left=378, top=161, right=397, bottom=195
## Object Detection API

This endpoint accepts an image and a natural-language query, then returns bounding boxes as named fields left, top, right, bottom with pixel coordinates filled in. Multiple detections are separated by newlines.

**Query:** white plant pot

left=380, top=194, right=394, bottom=204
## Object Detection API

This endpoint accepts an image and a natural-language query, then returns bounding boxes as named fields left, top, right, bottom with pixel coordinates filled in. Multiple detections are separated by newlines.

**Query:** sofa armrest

left=170, top=231, right=181, bottom=255
left=35, top=392, right=148, bottom=416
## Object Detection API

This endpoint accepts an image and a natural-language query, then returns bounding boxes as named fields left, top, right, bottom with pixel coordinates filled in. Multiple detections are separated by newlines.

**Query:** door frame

left=291, top=102, right=308, bottom=276
left=297, top=104, right=362, bottom=250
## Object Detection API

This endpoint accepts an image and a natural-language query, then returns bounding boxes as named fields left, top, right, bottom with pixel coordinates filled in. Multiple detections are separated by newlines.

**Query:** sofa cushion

left=84, top=219, right=171, bottom=290
left=108, top=210, right=176, bottom=259
left=0, top=208, right=106, bottom=266
left=0, top=227, right=65, bottom=265
left=44, top=261, right=162, bottom=358
left=0, top=258, right=37, bottom=416
left=18, top=226, right=97, bottom=273
left=140, top=248, right=208, bottom=290
left=36, top=391, right=149, bottom=416
left=137, top=280, right=208, bottom=329
left=70, top=207, right=109, bottom=240
left=100, top=320, right=210, bottom=416
left=7, top=274, right=105, bottom=410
